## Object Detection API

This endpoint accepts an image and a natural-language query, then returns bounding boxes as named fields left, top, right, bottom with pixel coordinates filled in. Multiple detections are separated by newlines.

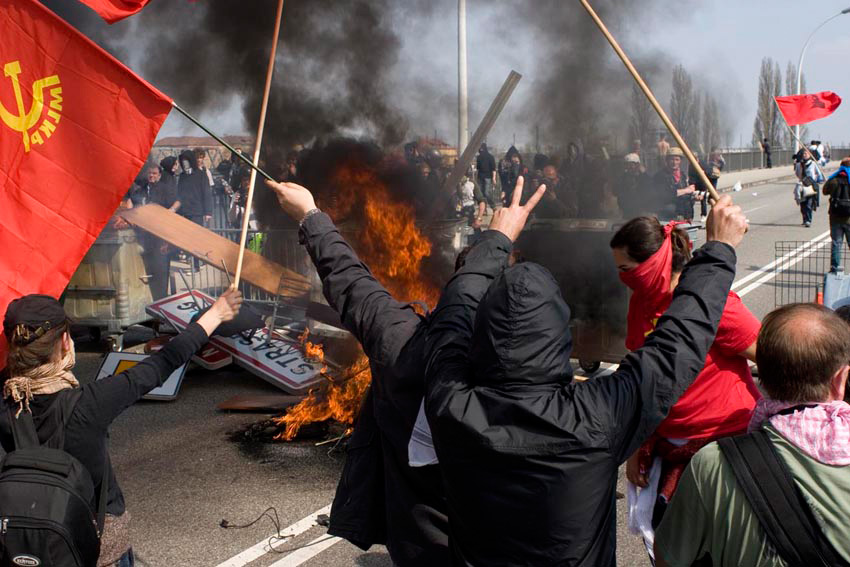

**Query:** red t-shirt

left=655, top=291, right=762, bottom=439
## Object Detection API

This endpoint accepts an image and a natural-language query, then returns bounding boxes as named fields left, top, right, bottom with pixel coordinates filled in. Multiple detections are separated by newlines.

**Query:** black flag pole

left=170, top=101, right=274, bottom=182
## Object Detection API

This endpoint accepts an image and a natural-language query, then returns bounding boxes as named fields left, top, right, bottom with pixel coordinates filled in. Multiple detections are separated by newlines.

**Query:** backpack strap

left=718, top=430, right=850, bottom=567
left=97, top=451, right=109, bottom=536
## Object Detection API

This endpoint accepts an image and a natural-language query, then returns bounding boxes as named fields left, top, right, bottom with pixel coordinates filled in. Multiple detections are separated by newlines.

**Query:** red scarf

left=620, top=222, right=685, bottom=350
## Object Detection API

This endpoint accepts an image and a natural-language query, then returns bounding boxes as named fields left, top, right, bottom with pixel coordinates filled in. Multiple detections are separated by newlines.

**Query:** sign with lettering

left=146, top=291, right=323, bottom=394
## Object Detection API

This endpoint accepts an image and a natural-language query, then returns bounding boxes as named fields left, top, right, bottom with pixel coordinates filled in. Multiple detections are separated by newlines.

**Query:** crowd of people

left=450, top=141, right=726, bottom=228
left=6, top=137, right=850, bottom=566
left=264, top=175, right=849, bottom=567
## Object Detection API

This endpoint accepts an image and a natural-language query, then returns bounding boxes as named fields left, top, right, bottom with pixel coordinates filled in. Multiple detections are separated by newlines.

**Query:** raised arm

left=425, top=180, right=546, bottom=417
left=267, top=180, right=426, bottom=366
left=84, top=289, right=242, bottom=429
left=577, top=196, right=747, bottom=463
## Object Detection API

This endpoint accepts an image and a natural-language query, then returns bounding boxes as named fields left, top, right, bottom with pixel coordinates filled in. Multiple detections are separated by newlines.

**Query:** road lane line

left=737, top=239, right=829, bottom=298
left=732, top=231, right=829, bottom=291
left=215, top=504, right=331, bottom=567
left=742, top=204, right=768, bottom=214
left=267, top=535, right=342, bottom=567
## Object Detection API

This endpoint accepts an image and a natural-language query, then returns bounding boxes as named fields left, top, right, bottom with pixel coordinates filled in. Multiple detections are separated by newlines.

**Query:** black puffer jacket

left=299, top=213, right=514, bottom=566
left=424, top=238, right=736, bottom=566
left=176, top=150, right=211, bottom=218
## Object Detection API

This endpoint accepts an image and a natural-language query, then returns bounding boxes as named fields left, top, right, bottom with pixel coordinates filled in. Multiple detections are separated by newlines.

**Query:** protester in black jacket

left=177, top=149, right=212, bottom=226
left=423, top=192, right=747, bottom=566
left=266, top=178, right=471, bottom=565
left=0, top=289, right=242, bottom=565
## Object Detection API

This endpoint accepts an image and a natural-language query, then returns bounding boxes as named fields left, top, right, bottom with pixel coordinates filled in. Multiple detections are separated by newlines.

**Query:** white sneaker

left=699, top=215, right=707, bottom=222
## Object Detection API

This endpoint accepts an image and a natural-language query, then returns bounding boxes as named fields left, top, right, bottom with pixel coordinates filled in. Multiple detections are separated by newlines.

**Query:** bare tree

left=784, top=60, right=809, bottom=145
left=629, top=84, right=656, bottom=156
left=702, top=95, right=721, bottom=152
left=752, top=58, right=782, bottom=147
left=670, top=65, right=701, bottom=150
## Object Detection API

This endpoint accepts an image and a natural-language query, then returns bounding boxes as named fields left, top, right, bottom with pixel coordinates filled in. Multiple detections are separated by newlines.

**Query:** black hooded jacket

left=299, top=212, right=514, bottom=566
left=424, top=237, right=737, bottom=566
left=176, top=150, right=211, bottom=218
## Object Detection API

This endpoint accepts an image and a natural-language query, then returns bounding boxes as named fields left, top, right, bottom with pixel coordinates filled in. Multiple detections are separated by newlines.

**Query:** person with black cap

left=422, top=192, right=748, bottom=566
left=0, top=289, right=242, bottom=566
left=159, top=156, right=180, bottom=193
left=475, top=143, right=497, bottom=210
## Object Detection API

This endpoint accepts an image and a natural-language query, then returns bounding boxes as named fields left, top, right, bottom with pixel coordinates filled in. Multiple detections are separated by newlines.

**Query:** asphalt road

left=1, top=175, right=833, bottom=566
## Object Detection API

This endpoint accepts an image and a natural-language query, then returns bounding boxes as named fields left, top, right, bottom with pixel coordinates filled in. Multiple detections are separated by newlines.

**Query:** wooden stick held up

left=578, top=0, right=720, bottom=204
left=233, top=0, right=285, bottom=289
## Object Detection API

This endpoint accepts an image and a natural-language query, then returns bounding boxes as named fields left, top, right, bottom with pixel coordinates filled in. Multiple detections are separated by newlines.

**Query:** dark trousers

left=830, top=221, right=850, bottom=270
left=800, top=196, right=815, bottom=225
left=143, top=247, right=172, bottom=300
left=765, top=153, right=772, bottom=168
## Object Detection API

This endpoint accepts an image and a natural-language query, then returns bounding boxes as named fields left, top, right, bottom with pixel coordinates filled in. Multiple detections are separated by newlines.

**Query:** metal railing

left=774, top=239, right=849, bottom=306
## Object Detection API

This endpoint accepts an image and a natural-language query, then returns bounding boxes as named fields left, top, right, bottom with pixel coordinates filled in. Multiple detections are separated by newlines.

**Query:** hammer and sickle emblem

left=0, top=60, right=62, bottom=152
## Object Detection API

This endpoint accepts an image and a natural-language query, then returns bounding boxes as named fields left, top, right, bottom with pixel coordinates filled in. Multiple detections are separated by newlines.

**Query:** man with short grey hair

left=655, top=303, right=850, bottom=566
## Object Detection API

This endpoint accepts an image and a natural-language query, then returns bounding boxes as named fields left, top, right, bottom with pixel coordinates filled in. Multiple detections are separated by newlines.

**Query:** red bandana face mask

left=620, top=222, right=685, bottom=350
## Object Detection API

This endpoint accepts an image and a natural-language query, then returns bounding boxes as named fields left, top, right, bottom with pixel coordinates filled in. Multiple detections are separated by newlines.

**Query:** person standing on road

left=422, top=192, right=748, bottom=566
left=657, top=133, right=670, bottom=168
left=761, top=138, right=772, bottom=169
left=0, top=289, right=242, bottom=567
left=823, top=158, right=850, bottom=272
left=610, top=216, right=760, bottom=561
left=475, top=143, right=498, bottom=210
left=794, top=149, right=822, bottom=227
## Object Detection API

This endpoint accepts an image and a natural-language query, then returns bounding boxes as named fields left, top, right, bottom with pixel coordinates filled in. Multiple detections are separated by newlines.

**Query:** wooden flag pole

left=233, top=0, right=285, bottom=289
left=578, top=0, right=720, bottom=204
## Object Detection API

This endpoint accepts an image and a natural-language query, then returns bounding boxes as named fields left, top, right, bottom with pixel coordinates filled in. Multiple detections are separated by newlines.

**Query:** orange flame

left=276, top=160, right=439, bottom=440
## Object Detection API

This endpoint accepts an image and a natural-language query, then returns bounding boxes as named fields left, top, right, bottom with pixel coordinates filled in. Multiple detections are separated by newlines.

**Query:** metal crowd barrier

left=773, top=239, right=850, bottom=306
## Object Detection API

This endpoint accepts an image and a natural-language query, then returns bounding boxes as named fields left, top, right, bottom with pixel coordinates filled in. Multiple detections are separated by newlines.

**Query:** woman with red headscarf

left=610, top=216, right=760, bottom=560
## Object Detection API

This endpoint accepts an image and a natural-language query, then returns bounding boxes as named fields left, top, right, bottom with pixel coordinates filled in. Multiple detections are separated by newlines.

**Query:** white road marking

left=742, top=204, right=768, bottom=214
left=215, top=504, right=331, bottom=567
left=737, top=239, right=829, bottom=298
left=267, top=535, right=342, bottom=567
left=732, top=231, right=830, bottom=291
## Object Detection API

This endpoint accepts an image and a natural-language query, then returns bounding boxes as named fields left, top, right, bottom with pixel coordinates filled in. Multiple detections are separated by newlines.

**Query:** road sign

left=96, top=352, right=188, bottom=401
left=146, top=291, right=324, bottom=394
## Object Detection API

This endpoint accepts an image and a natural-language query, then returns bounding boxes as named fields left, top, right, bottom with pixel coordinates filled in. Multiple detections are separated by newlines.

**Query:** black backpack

left=830, top=177, right=850, bottom=217
left=0, top=390, right=107, bottom=567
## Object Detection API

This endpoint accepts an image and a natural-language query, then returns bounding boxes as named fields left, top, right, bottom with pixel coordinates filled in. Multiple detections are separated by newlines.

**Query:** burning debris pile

left=255, top=140, right=441, bottom=441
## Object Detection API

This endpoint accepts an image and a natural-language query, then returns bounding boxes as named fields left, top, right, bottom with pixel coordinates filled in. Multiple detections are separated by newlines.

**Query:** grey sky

left=152, top=1, right=850, bottom=150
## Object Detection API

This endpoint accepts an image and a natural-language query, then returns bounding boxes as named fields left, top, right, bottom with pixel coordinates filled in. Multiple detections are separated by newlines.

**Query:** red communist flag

left=0, top=0, right=172, bottom=365
left=774, top=91, right=842, bottom=126
left=76, top=0, right=151, bottom=24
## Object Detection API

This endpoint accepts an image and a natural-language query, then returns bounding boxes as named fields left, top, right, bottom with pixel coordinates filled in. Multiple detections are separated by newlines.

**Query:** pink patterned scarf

left=748, top=398, right=850, bottom=465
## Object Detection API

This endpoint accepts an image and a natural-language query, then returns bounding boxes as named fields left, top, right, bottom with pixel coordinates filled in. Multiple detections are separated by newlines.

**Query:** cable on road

left=220, top=507, right=331, bottom=554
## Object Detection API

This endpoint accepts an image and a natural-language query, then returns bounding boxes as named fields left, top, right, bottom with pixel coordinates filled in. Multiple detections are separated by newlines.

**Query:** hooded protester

left=610, top=216, right=760, bottom=560
left=0, top=290, right=241, bottom=566
left=423, top=188, right=748, bottom=566
left=159, top=156, right=179, bottom=190
left=794, top=149, right=822, bottom=227
left=263, top=177, right=488, bottom=566
left=177, top=149, right=212, bottom=226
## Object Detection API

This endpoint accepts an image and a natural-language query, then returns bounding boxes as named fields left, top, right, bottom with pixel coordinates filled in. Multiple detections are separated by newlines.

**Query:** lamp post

left=458, top=0, right=469, bottom=152
left=795, top=7, right=850, bottom=150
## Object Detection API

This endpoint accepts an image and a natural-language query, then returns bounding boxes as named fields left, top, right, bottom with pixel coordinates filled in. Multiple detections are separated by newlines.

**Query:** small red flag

left=76, top=0, right=151, bottom=24
left=774, top=91, right=842, bottom=126
left=0, top=0, right=172, bottom=365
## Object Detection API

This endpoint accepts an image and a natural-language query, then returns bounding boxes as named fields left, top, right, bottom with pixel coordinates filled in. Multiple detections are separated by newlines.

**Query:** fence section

left=773, top=239, right=850, bottom=306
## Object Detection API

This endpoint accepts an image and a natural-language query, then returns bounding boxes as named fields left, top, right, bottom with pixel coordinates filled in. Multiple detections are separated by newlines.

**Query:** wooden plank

left=119, top=204, right=309, bottom=298
left=217, top=394, right=304, bottom=412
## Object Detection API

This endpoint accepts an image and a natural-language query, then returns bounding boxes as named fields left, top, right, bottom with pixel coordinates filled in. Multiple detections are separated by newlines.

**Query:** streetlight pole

left=795, top=7, right=850, bottom=150
left=458, top=0, right=469, bottom=153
